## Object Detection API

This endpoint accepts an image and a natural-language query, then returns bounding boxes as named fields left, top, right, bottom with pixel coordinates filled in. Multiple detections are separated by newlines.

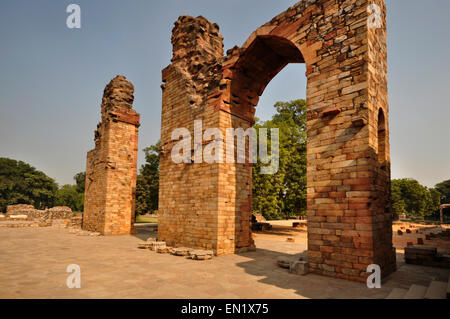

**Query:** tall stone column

left=83, top=75, right=140, bottom=235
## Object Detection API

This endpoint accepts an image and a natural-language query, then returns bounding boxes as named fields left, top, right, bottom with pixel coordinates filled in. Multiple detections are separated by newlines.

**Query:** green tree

left=55, top=184, right=84, bottom=212
left=0, top=157, right=58, bottom=212
left=435, top=179, right=450, bottom=204
left=74, top=172, right=86, bottom=194
left=391, top=178, right=440, bottom=218
left=135, top=142, right=160, bottom=215
left=252, top=99, right=307, bottom=220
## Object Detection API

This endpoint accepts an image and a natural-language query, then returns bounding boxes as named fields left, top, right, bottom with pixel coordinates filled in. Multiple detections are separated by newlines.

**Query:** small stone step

left=424, top=281, right=447, bottom=299
left=386, top=288, right=408, bottom=299
left=404, top=284, right=427, bottom=299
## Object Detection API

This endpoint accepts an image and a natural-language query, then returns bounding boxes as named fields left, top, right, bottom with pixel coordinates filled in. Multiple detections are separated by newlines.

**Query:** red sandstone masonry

left=83, top=75, right=140, bottom=235
left=159, top=0, right=395, bottom=281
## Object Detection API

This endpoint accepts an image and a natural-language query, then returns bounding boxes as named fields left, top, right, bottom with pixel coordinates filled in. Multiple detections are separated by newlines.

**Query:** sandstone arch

left=158, top=0, right=396, bottom=282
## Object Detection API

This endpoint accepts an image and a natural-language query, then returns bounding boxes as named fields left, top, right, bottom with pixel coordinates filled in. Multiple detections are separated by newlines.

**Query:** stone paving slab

left=0, top=227, right=449, bottom=299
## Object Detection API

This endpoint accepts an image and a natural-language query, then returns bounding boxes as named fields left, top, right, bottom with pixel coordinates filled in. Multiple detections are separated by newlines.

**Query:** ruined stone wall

left=160, top=0, right=395, bottom=280
left=83, top=75, right=140, bottom=235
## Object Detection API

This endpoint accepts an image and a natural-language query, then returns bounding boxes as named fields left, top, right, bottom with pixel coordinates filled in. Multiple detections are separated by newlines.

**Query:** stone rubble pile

left=137, top=238, right=213, bottom=261
left=277, top=256, right=309, bottom=275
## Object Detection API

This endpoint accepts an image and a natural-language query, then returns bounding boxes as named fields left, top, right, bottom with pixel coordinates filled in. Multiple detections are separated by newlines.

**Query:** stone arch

left=158, top=0, right=396, bottom=282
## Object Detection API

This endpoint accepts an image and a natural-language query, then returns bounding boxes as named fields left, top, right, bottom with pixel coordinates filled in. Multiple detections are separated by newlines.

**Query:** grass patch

left=136, top=215, right=158, bottom=224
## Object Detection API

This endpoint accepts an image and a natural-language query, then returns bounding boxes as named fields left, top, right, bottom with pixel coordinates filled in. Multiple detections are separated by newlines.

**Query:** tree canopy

left=135, top=142, right=160, bottom=215
left=391, top=178, right=441, bottom=218
left=0, top=157, right=58, bottom=212
left=252, top=99, right=307, bottom=220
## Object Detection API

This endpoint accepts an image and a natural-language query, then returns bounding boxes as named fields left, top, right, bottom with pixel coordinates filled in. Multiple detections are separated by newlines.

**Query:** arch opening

left=377, top=108, right=386, bottom=165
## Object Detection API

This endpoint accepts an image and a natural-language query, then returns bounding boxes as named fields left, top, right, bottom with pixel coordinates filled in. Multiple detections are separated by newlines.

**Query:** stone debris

left=289, top=261, right=309, bottom=276
left=277, top=256, right=309, bottom=275
left=156, top=247, right=171, bottom=254
left=146, top=237, right=156, bottom=242
left=150, top=241, right=167, bottom=251
left=9, top=215, right=28, bottom=220
left=138, top=243, right=152, bottom=249
left=277, top=256, right=295, bottom=269
left=171, top=247, right=192, bottom=256
left=189, top=250, right=214, bottom=260
left=405, top=246, right=450, bottom=269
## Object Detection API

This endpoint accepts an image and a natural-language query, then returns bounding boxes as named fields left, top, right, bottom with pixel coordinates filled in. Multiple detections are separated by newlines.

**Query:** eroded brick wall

left=83, top=75, right=140, bottom=235
left=159, top=0, right=395, bottom=280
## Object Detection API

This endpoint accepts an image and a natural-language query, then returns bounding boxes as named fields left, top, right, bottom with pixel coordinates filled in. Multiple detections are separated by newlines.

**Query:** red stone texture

left=83, top=75, right=140, bottom=235
left=158, top=0, right=395, bottom=281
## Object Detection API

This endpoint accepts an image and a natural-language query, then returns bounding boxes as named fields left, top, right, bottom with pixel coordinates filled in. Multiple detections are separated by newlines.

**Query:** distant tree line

left=0, top=157, right=84, bottom=213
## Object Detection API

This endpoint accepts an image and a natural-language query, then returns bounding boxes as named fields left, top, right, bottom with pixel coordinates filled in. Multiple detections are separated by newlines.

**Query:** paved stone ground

left=0, top=225, right=449, bottom=299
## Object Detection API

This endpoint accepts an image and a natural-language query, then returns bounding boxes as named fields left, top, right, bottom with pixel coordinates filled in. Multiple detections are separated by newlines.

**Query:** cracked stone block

left=156, top=247, right=170, bottom=254
left=289, top=261, right=309, bottom=276
left=150, top=241, right=166, bottom=251
left=277, top=256, right=295, bottom=269
left=190, top=250, right=213, bottom=260
left=171, top=247, right=191, bottom=256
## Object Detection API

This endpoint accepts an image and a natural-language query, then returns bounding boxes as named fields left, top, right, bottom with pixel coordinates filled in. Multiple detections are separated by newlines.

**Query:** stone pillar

left=158, top=16, right=225, bottom=252
left=83, top=75, right=140, bottom=235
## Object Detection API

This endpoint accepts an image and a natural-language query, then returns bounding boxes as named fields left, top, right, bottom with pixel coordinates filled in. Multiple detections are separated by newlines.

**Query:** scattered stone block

left=277, top=256, right=294, bottom=269
left=156, top=247, right=170, bottom=254
left=150, top=241, right=166, bottom=251
left=190, top=250, right=213, bottom=260
left=9, top=215, right=28, bottom=220
left=171, top=247, right=191, bottom=256
left=290, top=261, right=309, bottom=275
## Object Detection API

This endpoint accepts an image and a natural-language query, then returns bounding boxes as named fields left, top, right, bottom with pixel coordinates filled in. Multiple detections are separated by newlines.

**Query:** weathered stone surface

left=171, top=247, right=192, bottom=256
left=150, top=241, right=167, bottom=251
left=158, top=0, right=395, bottom=282
left=190, top=250, right=214, bottom=260
left=290, top=261, right=309, bottom=276
left=156, top=247, right=171, bottom=254
left=277, top=256, right=294, bottom=269
left=83, top=75, right=140, bottom=235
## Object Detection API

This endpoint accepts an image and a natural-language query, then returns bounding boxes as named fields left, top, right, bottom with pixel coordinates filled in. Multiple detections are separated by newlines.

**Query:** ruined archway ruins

left=84, top=0, right=396, bottom=283
left=158, top=0, right=396, bottom=282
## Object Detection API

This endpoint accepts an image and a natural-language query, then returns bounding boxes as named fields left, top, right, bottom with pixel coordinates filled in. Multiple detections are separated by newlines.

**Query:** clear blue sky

left=0, top=0, right=449, bottom=188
